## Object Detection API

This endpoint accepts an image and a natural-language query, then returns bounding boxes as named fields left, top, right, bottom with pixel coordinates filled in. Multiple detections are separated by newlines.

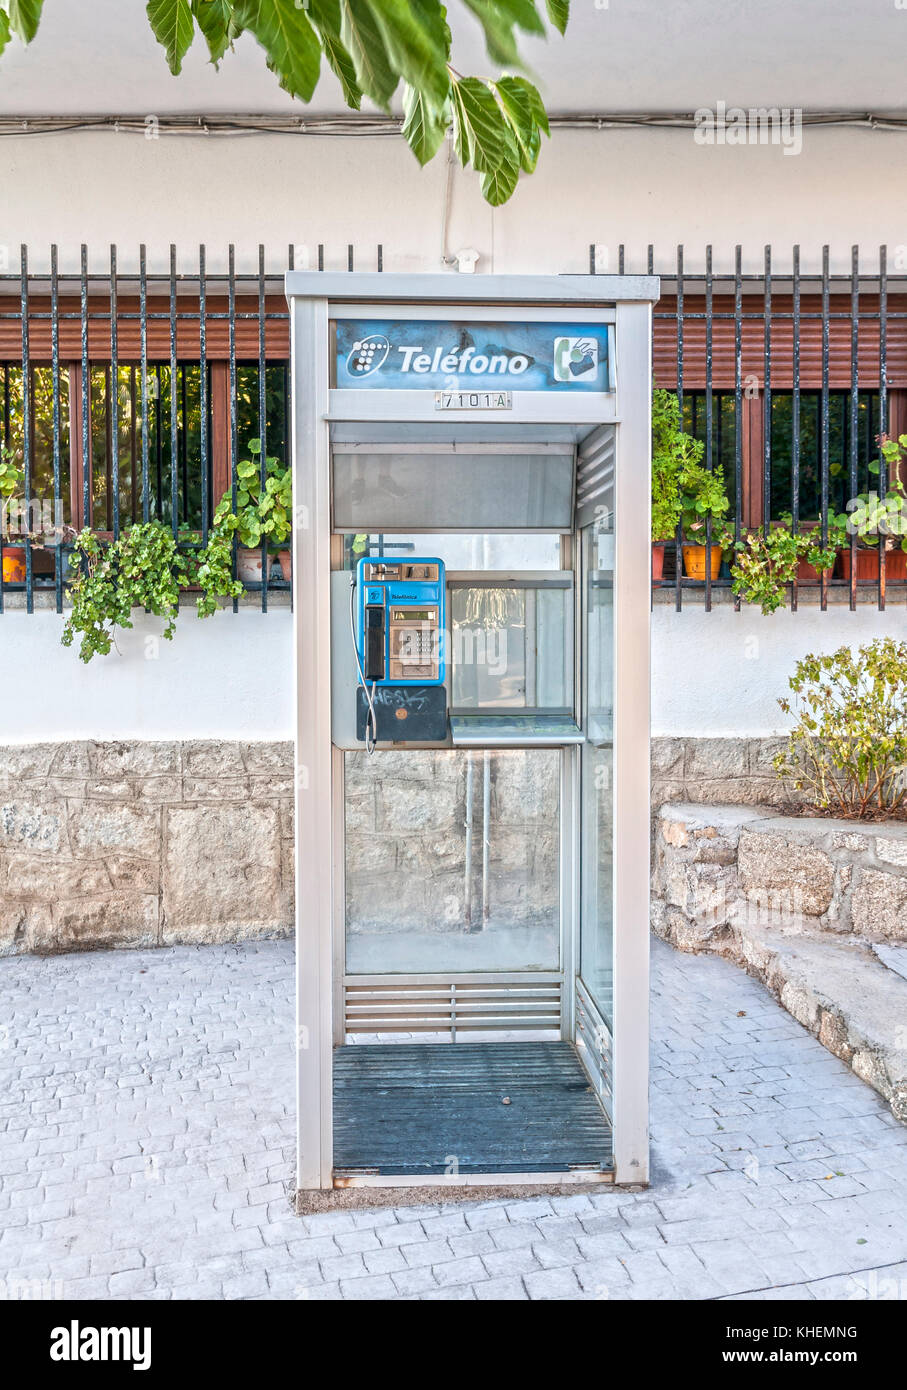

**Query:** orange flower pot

left=1, top=546, right=26, bottom=584
left=839, top=547, right=907, bottom=584
left=652, top=544, right=665, bottom=583
left=682, top=544, right=722, bottom=582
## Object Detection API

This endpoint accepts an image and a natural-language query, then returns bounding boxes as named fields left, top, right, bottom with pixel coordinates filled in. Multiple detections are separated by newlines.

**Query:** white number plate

left=434, top=390, right=513, bottom=410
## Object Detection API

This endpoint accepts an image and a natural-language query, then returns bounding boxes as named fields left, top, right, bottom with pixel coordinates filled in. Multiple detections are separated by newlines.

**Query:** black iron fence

left=0, top=242, right=385, bottom=614
left=1, top=243, right=904, bottom=614
left=596, top=243, right=906, bottom=611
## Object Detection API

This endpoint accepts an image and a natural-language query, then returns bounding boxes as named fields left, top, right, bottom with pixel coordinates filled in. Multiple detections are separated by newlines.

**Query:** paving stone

left=2, top=936, right=906, bottom=1303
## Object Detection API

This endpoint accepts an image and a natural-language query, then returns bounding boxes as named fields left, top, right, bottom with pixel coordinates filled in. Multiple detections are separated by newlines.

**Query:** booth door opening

left=576, top=521, right=615, bottom=1108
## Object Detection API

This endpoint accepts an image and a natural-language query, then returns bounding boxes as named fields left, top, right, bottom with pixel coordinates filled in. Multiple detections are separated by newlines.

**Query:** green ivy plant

left=62, top=524, right=193, bottom=662
left=677, top=457, right=731, bottom=548
left=231, top=440, right=292, bottom=551
left=774, top=638, right=907, bottom=816
left=0, top=446, right=22, bottom=501
left=730, top=527, right=804, bottom=614
left=0, top=1, right=568, bottom=206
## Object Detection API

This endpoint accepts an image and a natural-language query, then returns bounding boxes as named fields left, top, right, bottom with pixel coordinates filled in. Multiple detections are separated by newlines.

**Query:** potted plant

left=0, top=448, right=25, bottom=584
left=62, top=523, right=194, bottom=662
left=651, top=388, right=683, bottom=582
left=214, top=440, right=293, bottom=585
left=836, top=435, right=907, bottom=583
left=677, top=456, right=731, bottom=581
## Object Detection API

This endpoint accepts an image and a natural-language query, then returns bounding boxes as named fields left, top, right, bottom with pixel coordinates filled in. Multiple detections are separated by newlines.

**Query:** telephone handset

left=350, top=557, right=447, bottom=751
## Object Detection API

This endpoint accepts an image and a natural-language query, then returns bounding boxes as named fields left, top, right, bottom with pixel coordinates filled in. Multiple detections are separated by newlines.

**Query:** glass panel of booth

left=579, top=522, right=615, bottom=1028
left=343, top=747, right=561, bottom=977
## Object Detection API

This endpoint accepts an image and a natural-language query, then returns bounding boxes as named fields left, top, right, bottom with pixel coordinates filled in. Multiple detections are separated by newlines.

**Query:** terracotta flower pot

left=652, top=543, right=665, bottom=582
left=682, top=543, right=722, bottom=582
left=236, top=547, right=264, bottom=584
left=796, top=556, right=834, bottom=585
left=277, top=548, right=292, bottom=583
left=1, top=546, right=26, bottom=584
left=839, top=547, right=907, bottom=584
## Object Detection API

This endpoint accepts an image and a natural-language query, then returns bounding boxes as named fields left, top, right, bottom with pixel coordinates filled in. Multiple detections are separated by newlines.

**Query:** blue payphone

left=351, top=557, right=447, bottom=750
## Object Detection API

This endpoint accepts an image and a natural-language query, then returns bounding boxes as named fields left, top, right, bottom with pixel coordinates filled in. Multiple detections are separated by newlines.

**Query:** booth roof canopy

left=0, top=1, right=902, bottom=118
left=284, top=272, right=659, bottom=303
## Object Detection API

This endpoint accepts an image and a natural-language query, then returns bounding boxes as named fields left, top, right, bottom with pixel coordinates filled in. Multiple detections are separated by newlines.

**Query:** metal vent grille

left=574, top=977, right=613, bottom=1115
left=344, top=973, right=562, bottom=1041
left=575, top=423, right=616, bottom=529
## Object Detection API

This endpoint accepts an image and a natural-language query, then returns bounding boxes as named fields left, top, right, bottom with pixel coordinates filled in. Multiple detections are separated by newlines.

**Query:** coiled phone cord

left=349, top=575, right=378, bottom=754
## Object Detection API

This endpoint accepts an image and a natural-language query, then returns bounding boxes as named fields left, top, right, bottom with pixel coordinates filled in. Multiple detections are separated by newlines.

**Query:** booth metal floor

left=332, top=1041, right=613, bottom=1176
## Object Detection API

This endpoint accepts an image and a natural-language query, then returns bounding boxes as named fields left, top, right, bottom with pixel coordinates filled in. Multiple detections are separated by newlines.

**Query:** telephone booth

left=287, top=273, right=657, bottom=1192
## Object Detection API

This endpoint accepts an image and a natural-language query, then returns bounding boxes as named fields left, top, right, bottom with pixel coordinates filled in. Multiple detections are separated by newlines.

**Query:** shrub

left=774, top=638, right=907, bottom=816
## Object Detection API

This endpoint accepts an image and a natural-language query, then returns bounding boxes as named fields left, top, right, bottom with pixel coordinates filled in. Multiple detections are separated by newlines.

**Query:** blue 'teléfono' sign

left=334, top=319, right=612, bottom=392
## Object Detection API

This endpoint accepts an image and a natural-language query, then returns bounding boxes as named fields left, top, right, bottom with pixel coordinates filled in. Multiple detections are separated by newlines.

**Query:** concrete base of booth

left=331, top=1041, right=613, bottom=1179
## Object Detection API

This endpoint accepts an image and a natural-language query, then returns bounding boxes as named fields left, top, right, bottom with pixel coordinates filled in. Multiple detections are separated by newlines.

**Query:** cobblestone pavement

left=2, top=937, right=907, bottom=1301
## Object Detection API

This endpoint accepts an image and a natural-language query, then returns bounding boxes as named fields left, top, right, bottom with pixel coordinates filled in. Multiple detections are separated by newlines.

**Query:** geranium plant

left=774, top=638, right=907, bottom=816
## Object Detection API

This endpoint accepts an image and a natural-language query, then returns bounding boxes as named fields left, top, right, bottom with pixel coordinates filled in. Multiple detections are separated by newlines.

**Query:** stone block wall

left=652, top=803, right=907, bottom=951
left=0, top=735, right=793, bottom=957
left=0, top=741, right=295, bottom=955
left=345, top=748, right=560, bottom=939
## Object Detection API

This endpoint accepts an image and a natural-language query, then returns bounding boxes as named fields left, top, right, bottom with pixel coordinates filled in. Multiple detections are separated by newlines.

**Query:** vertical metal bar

left=129, top=370, right=137, bottom=523
left=733, top=245, right=743, bottom=611
left=229, top=243, right=238, bottom=613
left=705, top=244, right=713, bottom=612
left=81, top=246, right=90, bottom=532
left=154, top=365, right=163, bottom=519
left=140, top=244, right=149, bottom=523
left=0, top=364, right=4, bottom=613
left=348, top=244, right=354, bottom=272
left=109, top=244, right=119, bottom=540
left=820, top=245, right=830, bottom=612
left=258, top=243, right=268, bottom=613
left=849, top=245, right=859, bottom=611
left=180, top=368, right=188, bottom=524
left=647, top=245, right=653, bottom=275
left=286, top=242, right=294, bottom=614
left=879, top=244, right=888, bottom=611
left=51, top=245, right=62, bottom=612
left=317, top=243, right=324, bottom=272
left=763, top=246, right=772, bottom=537
left=791, top=245, right=801, bottom=612
left=377, top=243, right=383, bottom=272
left=618, top=244, right=625, bottom=275
left=199, top=244, right=209, bottom=545
left=675, top=244, right=684, bottom=613
left=588, top=243, right=595, bottom=275
left=20, top=245, right=32, bottom=612
left=169, top=245, right=179, bottom=540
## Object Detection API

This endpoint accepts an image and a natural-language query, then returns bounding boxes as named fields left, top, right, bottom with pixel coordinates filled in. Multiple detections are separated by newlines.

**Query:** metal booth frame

left=288, top=273, right=657, bottom=1193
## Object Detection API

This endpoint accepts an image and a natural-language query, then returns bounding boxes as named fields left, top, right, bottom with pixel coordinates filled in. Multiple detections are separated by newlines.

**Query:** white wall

left=0, top=597, right=897, bottom=743
left=0, top=607, right=293, bottom=742
left=0, top=126, right=903, bottom=277
left=651, top=603, right=900, bottom=738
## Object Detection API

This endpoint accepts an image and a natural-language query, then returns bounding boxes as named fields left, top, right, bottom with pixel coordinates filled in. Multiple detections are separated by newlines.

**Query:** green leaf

left=367, top=0, right=450, bottom=111
left=233, top=0, right=322, bottom=102
left=480, top=161, right=520, bottom=206
left=0, top=9, right=11, bottom=55
left=7, top=0, right=43, bottom=44
left=147, top=0, right=195, bottom=75
left=191, top=0, right=240, bottom=65
left=339, top=0, right=399, bottom=109
left=402, top=82, right=449, bottom=165
left=307, top=0, right=362, bottom=108
left=461, top=0, right=545, bottom=66
left=494, top=75, right=547, bottom=172
left=451, top=77, right=520, bottom=205
left=545, top=0, right=569, bottom=35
